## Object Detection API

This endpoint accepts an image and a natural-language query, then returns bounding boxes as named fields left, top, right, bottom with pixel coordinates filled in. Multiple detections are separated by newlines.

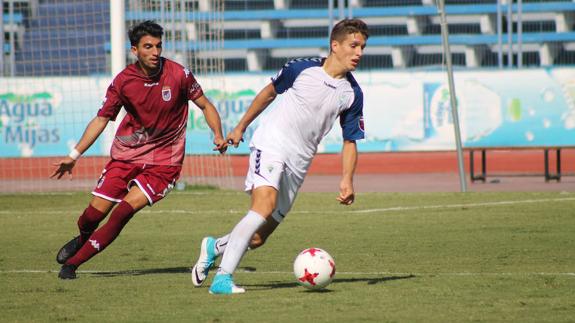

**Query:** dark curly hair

left=128, top=20, right=164, bottom=46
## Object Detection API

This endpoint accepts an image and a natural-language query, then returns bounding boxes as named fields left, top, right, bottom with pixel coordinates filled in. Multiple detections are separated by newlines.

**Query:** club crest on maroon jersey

left=162, top=86, right=171, bottom=101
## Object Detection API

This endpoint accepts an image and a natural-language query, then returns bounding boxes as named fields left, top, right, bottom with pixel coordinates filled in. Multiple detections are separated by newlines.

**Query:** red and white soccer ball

left=293, top=248, right=336, bottom=290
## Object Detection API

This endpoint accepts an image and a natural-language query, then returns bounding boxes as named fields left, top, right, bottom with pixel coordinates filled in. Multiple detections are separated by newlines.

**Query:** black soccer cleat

left=56, top=236, right=83, bottom=264
left=58, top=264, right=78, bottom=280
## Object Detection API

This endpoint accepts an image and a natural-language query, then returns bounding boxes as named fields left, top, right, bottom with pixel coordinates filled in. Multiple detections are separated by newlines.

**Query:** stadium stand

left=124, top=0, right=575, bottom=72
left=12, top=0, right=110, bottom=76
left=2, top=12, right=24, bottom=54
left=4, top=0, right=575, bottom=75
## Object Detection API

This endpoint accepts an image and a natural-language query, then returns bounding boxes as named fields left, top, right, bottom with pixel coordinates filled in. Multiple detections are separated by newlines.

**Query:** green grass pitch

left=1, top=190, right=574, bottom=322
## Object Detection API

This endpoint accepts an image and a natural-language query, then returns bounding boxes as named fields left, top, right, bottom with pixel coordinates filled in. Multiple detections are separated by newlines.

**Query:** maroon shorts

left=92, top=160, right=182, bottom=205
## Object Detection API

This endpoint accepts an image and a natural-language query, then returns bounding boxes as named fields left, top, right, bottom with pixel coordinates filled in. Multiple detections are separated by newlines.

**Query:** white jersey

left=250, top=57, right=365, bottom=177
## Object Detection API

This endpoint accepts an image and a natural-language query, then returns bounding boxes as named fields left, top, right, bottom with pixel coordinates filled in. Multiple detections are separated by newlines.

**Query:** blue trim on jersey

left=340, top=72, right=365, bottom=141
left=271, top=57, right=323, bottom=94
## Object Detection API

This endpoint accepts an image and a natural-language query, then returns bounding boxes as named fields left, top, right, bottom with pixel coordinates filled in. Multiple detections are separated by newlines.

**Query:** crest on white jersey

left=162, top=86, right=171, bottom=101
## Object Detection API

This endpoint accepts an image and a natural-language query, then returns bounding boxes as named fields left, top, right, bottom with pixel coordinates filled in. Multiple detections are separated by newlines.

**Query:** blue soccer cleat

left=191, top=237, right=217, bottom=286
left=209, top=273, right=245, bottom=295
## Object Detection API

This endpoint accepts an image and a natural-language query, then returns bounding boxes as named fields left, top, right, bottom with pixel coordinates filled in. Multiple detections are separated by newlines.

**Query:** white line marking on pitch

left=1, top=197, right=574, bottom=216
left=348, top=197, right=575, bottom=214
left=1, top=270, right=574, bottom=277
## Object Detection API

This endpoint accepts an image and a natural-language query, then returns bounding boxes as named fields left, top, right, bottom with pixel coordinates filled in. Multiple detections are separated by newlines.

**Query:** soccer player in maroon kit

left=51, top=21, right=227, bottom=279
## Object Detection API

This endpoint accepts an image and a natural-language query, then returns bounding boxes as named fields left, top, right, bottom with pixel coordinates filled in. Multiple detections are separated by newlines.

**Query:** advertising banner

left=1, top=68, right=574, bottom=157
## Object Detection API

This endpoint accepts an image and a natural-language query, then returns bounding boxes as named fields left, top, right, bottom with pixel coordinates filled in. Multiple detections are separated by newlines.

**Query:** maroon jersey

left=98, top=58, right=203, bottom=165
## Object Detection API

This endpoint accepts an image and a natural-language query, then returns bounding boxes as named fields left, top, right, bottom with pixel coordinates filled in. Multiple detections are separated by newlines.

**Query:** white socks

left=218, top=210, right=266, bottom=275
left=214, top=234, right=229, bottom=256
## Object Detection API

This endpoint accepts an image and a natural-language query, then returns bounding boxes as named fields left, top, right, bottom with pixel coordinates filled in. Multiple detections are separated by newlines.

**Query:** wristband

left=68, top=148, right=81, bottom=160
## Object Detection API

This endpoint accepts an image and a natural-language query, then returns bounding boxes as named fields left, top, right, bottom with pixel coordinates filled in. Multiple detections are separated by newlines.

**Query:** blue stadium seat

left=15, top=59, right=107, bottom=76
left=122, top=1, right=575, bottom=71
left=14, top=0, right=109, bottom=76
left=2, top=13, right=23, bottom=24
left=28, top=15, right=109, bottom=29
left=17, top=47, right=106, bottom=61
left=36, top=1, right=109, bottom=16
left=224, top=0, right=275, bottom=11
left=22, top=30, right=109, bottom=48
left=11, top=0, right=575, bottom=74
left=3, top=12, right=24, bottom=54
left=128, top=2, right=575, bottom=21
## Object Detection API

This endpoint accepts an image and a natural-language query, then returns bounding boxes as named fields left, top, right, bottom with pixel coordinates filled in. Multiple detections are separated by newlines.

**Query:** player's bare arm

left=337, top=139, right=357, bottom=205
left=226, top=83, right=277, bottom=147
left=193, top=95, right=227, bottom=154
left=51, top=116, right=110, bottom=180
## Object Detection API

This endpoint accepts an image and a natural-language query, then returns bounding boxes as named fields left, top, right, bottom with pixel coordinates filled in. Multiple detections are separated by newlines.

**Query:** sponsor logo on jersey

left=323, top=81, right=336, bottom=89
left=144, top=82, right=159, bottom=87
left=162, top=86, right=172, bottom=101
left=183, top=67, right=190, bottom=78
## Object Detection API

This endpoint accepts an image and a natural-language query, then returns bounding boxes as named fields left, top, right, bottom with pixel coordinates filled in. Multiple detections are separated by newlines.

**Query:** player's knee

left=251, top=188, right=278, bottom=217
left=252, top=204, right=275, bottom=219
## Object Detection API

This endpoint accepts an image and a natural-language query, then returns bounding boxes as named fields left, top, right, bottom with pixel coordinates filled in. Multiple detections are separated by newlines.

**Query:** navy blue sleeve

left=340, top=88, right=365, bottom=141
left=271, top=64, right=298, bottom=94
left=271, top=58, right=322, bottom=94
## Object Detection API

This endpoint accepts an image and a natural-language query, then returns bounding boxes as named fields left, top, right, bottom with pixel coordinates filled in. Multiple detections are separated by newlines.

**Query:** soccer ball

left=293, top=248, right=336, bottom=290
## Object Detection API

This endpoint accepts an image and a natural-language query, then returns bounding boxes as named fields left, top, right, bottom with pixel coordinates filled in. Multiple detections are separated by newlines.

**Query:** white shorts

left=244, top=148, right=304, bottom=223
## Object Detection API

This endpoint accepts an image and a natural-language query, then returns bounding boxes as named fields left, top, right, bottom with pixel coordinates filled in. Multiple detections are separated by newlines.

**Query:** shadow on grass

left=89, top=266, right=416, bottom=291
left=89, top=266, right=254, bottom=277
left=90, top=266, right=190, bottom=277
left=244, top=274, right=416, bottom=291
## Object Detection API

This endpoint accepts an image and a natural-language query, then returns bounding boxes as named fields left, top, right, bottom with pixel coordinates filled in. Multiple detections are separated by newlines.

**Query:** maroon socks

left=67, top=201, right=135, bottom=267
left=77, top=204, right=107, bottom=244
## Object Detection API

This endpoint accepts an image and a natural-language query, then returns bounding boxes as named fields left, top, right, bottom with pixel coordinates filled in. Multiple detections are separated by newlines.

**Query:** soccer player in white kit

left=191, top=19, right=369, bottom=294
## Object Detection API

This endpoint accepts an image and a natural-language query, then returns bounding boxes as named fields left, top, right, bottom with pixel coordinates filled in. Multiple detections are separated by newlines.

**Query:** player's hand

left=337, top=179, right=355, bottom=205
left=50, top=157, right=77, bottom=180
left=213, top=136, right=228, bottom=154
left=225, top=127, right=244, bottom=148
